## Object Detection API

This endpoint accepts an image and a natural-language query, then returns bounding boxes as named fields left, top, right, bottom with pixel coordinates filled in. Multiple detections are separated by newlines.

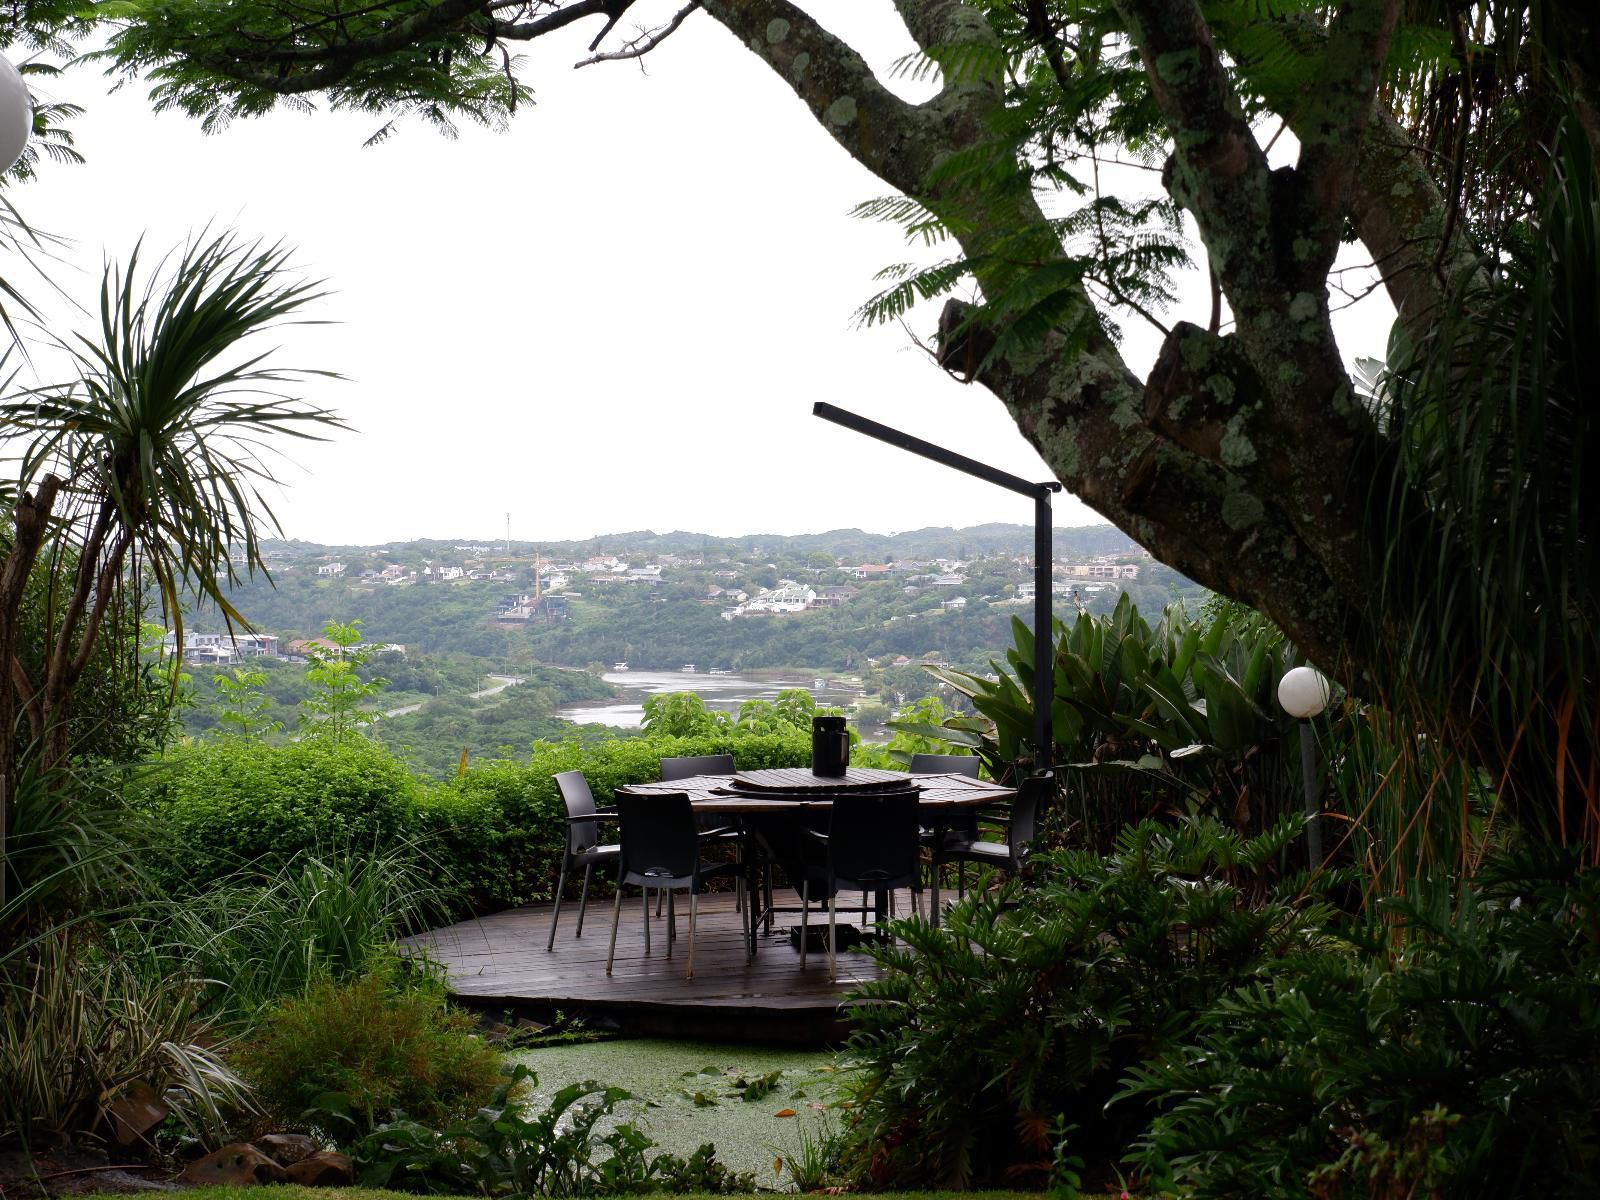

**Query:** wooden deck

left=408, top=888, right=912, bottom=1044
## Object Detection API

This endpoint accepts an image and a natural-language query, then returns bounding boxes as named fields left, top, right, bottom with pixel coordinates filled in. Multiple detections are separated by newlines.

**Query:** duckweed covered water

left=506, top=1039, right=849, bottom=1184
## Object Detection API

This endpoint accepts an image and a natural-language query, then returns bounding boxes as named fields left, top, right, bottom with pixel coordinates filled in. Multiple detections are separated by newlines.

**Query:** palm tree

left=0, top=229, right=345, bottom=908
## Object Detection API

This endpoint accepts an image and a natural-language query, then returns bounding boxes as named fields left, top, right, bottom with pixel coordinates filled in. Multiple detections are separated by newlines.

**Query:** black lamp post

left=812, top=403, right=1061, bottom=768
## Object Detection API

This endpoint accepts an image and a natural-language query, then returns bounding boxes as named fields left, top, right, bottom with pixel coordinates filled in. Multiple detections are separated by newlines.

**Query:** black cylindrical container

left=811, top=714, right=850, bottom=777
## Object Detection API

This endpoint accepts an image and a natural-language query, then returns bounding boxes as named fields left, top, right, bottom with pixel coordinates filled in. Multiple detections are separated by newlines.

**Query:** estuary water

left=554, top=669, right=861, bottom=729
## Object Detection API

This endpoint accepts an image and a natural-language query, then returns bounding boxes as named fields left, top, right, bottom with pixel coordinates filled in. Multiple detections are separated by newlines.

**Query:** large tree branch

left=1290, top=0, right=1401, bottom=283
left=698, top=0, right=939, bottom=195
left=1112, top=0, right=1276, bottom=310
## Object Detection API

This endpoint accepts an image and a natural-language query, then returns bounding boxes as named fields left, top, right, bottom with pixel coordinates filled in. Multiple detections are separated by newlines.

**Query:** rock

left=256, top=1133, right=319, bottom=1167
left=284, top=1151, right=354, bottom=1187
left=178, top=1143, right=287, bottom=1187
left=105, top=1080, right=168, bottom=1146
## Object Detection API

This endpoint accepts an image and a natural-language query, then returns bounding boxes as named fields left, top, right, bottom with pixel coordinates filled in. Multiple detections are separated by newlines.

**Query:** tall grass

left=128, top=845, right=450, bottom=1027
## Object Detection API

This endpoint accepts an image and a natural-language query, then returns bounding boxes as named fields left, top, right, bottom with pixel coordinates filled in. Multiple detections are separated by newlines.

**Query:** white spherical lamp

left=1277, top=666, right=1331, bottom=719
left=0, top=54, right=31, bottom=174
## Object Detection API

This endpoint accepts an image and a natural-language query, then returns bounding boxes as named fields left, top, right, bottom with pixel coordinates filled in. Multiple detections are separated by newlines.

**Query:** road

left=383, top=674, right=524, bottom=718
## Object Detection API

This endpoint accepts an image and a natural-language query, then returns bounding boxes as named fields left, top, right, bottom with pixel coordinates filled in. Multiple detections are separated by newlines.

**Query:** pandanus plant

left=0, top=230, right=344, bottom=910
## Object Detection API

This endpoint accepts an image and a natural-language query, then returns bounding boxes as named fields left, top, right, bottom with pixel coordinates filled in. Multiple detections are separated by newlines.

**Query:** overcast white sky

left=12, top=1, right=1395, bottom=546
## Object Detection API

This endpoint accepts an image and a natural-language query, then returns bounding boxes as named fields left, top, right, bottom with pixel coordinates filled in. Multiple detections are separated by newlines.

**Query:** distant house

left=892, top=655, right=912, bottom=667
left=931, top=573, right=966, bottom=587
left=168, top=630, right=280, bottom=665
left=315, top=562, right=346, bottom=577
left=851, top=564, right=891, bottom=580
left=737, top=584, right=815, bottom=615
left=942, top=596, right=968, bottom=610
left=424, top=565, right=465, bottom=582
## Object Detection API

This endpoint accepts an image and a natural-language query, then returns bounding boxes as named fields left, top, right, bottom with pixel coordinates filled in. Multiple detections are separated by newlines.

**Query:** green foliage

left=237, top=958, right=504, bottom=1140
left=839, top=815, right=1333, bottom=1188
left=213, top=665, right=280, bottom=739
left=145, top=738, right=425, bottom=890
left=144, top=730, right=810, bottom=914
left=911, top=594, right=1306, bottom=851
left=642, top=690, right=723, bottom=738
left=1125, top=850, right=1600, bottom=1198
left=299, top=620, right=388, bottom=742
left=349, top=1062, right=756, bottom=1196
left=128, top=848, right=445, bottom=1026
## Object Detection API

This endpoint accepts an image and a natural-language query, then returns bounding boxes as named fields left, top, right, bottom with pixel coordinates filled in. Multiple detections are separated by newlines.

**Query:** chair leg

left=606, top=885, right=623, bottom=975
left=642, top=888, right=651, bottom=955
left=656, top=887, right=665, bottom=918
left=574, top=863, right=593, bottom=939
left=958, top=862, right=967, bottom=897
left=799, top=880, right=810, bottom=969
left=828, top=892, right=838, bottom=983
left=666, top=892, right=674, bottom=959
left=547, top=857, right=569, bottom=952
left=930, top=860, right=941, bottom=930
left=687, top=892, right=698, bottom=981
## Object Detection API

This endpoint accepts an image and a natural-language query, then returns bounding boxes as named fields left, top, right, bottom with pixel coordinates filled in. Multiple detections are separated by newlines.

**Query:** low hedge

left=144, top=732, right=812, bottom=916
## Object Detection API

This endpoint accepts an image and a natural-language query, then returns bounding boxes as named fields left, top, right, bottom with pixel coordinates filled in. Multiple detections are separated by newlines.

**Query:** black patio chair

left=929, top=770, right=1052, bottom=927
left=606, top=792, right=746, bottom=981
left=799, top=791, right=923, bottom=982
left=908, top=753, right=981, bottom=778
left=658, top=753, right=744, bottom=915
left=547, top=770, right=621, bottom=952
left=660, top=753, right=736, bottom=780
left=911, top=752, right=983, bottom=892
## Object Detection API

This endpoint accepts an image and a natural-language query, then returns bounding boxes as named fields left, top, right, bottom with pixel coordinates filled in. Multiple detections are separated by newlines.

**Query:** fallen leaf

left=772, top=1158, right=784, bottom=1177
left=774, top=1108, right=797, bottom=1118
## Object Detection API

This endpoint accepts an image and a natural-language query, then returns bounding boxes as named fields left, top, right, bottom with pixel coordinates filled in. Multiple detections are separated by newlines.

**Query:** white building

left=315, top=562, right=346, bottom=577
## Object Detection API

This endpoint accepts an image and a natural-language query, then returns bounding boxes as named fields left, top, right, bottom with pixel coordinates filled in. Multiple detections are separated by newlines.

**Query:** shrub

left=1124, top=847, right=1600, bottom=1198
left=142, top=730, right=811, bottom=915
left=839, top=815, right=1336, bottom=1188
left=237, top=958, right=504, bottom=1139
left=145, top=738, right=424, bottom=890
left=353, top=1063, right=756, bottom=1196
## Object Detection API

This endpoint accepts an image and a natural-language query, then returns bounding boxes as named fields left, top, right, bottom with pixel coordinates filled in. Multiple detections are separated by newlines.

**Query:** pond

left=508, top=1038, right=848, bottom=1183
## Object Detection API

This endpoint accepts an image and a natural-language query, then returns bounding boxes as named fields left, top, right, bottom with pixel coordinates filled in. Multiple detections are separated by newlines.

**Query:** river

left=555, top=669, right=865, bottom=730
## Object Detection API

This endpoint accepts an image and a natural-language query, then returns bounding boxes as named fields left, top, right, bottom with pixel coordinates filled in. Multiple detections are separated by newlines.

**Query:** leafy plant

left=1124, top=847, right=1600, bottom=1198
left=839, top=814, right=1335, bottom=1188
left=903, top=595, right=1309, bottom=852
left=351, top=1062, right=755, bottom=1196
left=298, top=619, right=388, bottom=742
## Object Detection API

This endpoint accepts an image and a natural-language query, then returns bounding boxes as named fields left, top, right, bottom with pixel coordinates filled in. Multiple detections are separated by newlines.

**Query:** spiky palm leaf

left=0, top=230, right=346, bottom=645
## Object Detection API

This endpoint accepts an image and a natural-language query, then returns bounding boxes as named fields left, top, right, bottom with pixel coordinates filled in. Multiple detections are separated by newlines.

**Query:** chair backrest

left=660, top=753, right=736, bottom=781
left=554, top=770, right=600, bottom=855
left=908, top=753, right=980, bottom=779
left=1008, top=770, right=1054, bottom=865
left=826, top=792, right=922, bottom=890
left=615, top=793, right=701, bottom=887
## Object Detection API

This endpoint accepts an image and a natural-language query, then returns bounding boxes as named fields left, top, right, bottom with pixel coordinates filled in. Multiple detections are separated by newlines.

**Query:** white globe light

left=1278, top=666, right=1331, bottom=719
left=0, top=54, right=31, bottom=175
